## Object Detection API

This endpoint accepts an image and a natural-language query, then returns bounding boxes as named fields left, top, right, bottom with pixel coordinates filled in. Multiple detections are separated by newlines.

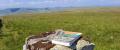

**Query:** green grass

left=0, top=8, right=120, bottom=50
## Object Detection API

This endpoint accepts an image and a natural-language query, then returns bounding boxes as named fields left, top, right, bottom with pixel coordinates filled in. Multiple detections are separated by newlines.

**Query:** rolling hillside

left=0, top=7, right=72, bottom=16
left=0, top=8, right=120, bottom=50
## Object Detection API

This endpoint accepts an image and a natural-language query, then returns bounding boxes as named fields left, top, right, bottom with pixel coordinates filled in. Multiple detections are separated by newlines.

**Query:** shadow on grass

left=0, top=19, right=3, bottom=39
left=0, top=19, right=3, bottom=31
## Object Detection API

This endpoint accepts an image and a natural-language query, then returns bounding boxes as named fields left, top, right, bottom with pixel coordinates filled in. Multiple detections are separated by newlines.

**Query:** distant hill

left=0, top=7, right=120, bottom=16
left=0, top=7, right=85, bottom=16
left=0, top=8, right=52, bottom=16
left=0, top=7, right=75, bottom=16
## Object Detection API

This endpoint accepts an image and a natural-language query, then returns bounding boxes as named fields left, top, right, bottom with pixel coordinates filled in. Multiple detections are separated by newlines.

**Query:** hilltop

left=0, top=7, right=120, bottom=50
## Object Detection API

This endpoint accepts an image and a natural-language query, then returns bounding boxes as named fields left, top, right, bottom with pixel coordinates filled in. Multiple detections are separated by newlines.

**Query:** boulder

left=76, top=39, right=95, bottom=50
left=50, top=45, right=72, bottom=50
left=23, top=31, right=95, bottom=50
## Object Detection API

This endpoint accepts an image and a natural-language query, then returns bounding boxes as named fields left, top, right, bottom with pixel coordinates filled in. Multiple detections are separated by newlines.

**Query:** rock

left=76, top=39, right=89, bottom=50
left=31, top=40, right=55, bottom=50
left=50, top=45, right=72, bottom=50
left=76, top=39, right=95, bottom=50
left=23, top=31, right=95, bottom=50
left=23, top=44, right=27, bottom=50
left=81, top=43, right=95, bottom=50
left=47, top=34, right=56, bottom=41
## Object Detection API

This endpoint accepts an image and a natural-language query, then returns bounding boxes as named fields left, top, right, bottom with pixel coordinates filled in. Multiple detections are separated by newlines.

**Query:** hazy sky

left=0, top=0, right=120, bottom=9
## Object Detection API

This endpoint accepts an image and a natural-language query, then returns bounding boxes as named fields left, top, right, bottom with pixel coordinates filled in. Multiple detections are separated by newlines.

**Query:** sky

left=0, top=0, right=120, bottom=9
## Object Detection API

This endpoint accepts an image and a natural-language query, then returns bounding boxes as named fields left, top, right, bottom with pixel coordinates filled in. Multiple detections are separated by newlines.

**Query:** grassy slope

left=0, top=8, right=120, bottom=50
